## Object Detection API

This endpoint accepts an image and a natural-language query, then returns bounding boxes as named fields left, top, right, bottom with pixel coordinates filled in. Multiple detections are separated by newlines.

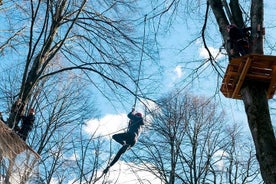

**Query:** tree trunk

left=240, top=1, right=276, bottom=183
left=240, top=81, right=276, bottom=183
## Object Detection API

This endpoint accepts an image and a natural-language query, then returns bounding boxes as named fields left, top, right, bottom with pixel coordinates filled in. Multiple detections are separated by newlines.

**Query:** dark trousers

left=235, top=40, right=249, bottom=56
left=112, top=132, right=137, bottom=146
left=18, top=128, right=30, bottom=141
left=109, top=132, right=137, bottom=167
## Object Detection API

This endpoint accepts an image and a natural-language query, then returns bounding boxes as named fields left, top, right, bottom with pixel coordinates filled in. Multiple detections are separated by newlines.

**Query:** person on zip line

left=103, top=107, right=144, bottom=173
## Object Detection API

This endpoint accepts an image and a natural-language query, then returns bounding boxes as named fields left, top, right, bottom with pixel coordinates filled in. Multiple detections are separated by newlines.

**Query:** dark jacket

left=18, top=114, right=35, bottom=140
left=229, top=26, right=251, bottom=49
left=21, top=114, right=35, bottom=131
left=127, top=112, right=144, bottom=136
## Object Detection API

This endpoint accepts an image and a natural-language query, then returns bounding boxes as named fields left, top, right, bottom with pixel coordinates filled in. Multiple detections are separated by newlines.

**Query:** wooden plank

left=251, top=61, right=275, bottom=68
left=223, top=71, right=233, bottom=83
left=237, top=59, right=246, bottom=73
left=249, top=67, right=272, bottom=73
left=267, top=65, right=276, bottom=98
left=225, top=59, right=246, bottom=93
left=228, top=72, right=271, bottom=80
left=232, top=57, right=252, bottom=98
left=252, top=54, right=276, bottom=62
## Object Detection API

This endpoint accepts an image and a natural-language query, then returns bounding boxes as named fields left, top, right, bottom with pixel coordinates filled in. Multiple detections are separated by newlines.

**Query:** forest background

left=0, top=0, right=275, bottom=183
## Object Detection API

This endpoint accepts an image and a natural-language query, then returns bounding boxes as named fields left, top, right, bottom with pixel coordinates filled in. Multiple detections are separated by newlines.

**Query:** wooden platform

left=220, top=54, right=276, bottom=99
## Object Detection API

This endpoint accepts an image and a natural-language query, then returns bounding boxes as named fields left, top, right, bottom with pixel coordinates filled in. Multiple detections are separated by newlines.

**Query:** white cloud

left=50, top=178, right=59, bottom=184
left=97, top=161, right=162, bottom=184
left=213, top=149, right=229, bottom=172
left=68, top=153, right=79, bottom=161
left=174, top=65, right=183, bottom=78
left=214, top=149, right=229, bottom=157
left=199, top=46, right=224, bottom=60
left=138, top=99, right=160, bottom=126
left=84, top=113, right=129, bottom=138
left=139, top=99, right=159, bottom=113
left=164, top=65, right=185, bottom=88
left=67, top=160, right=162, bottom=184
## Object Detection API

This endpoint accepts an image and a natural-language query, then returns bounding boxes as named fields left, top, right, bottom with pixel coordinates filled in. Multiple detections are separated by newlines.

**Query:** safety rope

left=133, top=15, right=147, bottom=109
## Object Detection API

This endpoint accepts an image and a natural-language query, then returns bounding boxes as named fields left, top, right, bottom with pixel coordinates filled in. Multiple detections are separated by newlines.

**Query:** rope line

left=133, top=15, right=147, bottom=108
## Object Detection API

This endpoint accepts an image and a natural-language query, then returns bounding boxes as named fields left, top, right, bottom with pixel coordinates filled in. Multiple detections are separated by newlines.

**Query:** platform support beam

left=232, top=57, right=252, bottom=98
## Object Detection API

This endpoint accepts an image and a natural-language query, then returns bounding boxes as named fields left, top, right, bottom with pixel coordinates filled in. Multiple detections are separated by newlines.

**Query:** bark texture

left=240, top=81, right=276, bottom=183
